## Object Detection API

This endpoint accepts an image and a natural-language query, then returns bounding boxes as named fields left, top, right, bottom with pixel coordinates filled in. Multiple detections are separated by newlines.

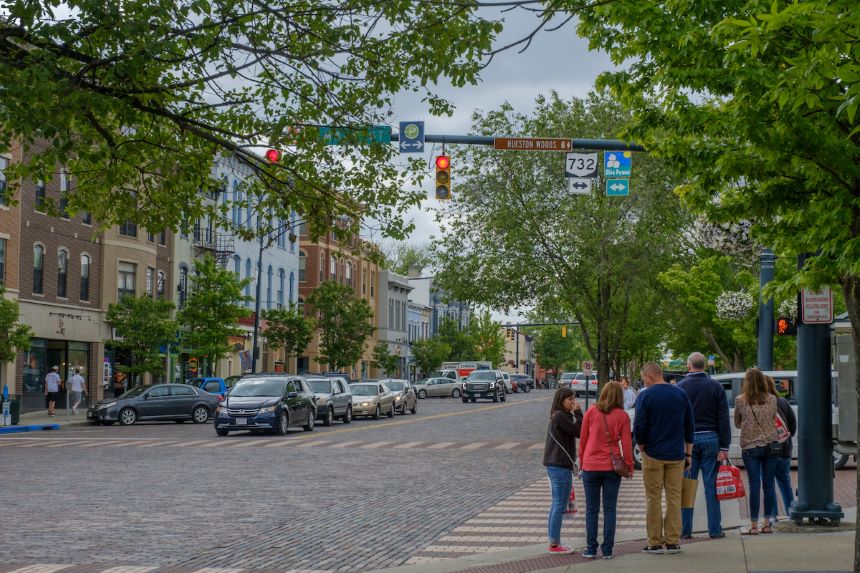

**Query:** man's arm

left=633, top=394, right=648, bottom=451
left=717, top=386, right=731, bottom=461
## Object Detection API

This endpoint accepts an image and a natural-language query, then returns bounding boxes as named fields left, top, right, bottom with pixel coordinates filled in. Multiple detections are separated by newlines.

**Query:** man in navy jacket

left=677, top=352, right=731, bottom=539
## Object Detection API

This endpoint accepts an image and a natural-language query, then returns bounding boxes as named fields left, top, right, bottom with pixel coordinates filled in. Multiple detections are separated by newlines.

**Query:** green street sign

left=319, top=125, right=391, bottom=145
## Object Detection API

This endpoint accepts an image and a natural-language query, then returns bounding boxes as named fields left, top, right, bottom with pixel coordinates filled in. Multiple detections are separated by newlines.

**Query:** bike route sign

left=399, top=121, right=425, bottom=153
left=604, top=151, right=632, bottom=177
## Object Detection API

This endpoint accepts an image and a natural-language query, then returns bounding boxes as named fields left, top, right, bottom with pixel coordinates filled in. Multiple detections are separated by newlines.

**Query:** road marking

left=138, top=440, right=179, bottom=448
left=459, top=442, right=488, bottom=450
left=6, top=565, right=72, bottom=573
left=329, top=440, right=363, bottom=448
left=360, top=441, right=393, bottom=448
left=191, top=568, right=246, bottom=573
left=494, top=442, right=520, bottom=450
left=14, top=440, right=66, bottom=448
left=440, top=535, right=546, bottom=543
left=172, top=440, right=213, bottom=448
left=393, top=441, right=424, bottom=449
left=295, top=440, right=333, bottom=448
left=101, top=567, right=159, bottom=573
left=224, top=440, right=261, bottom=448
left=198, top=441, right=225, bottom=448
left=528, top=443, right=544, bottom=450
left=427, top=441, right=457, bottom=449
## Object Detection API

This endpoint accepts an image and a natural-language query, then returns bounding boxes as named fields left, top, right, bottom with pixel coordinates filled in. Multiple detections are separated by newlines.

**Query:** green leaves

left=0, top=286, right=33, bottom=368
left=105, top=295, right=177, bottom=379
left=262, top=305, right=314, bottom=361
left=306, top=280, right=374, bottom=371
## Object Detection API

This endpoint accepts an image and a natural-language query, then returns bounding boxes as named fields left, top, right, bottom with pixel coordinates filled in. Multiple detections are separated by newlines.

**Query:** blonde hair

left=596, top=381, right=623, bottom=413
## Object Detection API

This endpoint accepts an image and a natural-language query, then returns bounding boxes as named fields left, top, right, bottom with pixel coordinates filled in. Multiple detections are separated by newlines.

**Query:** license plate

left=235, top=418, right=247, bottom=426
left=87, top=412, right=92, bottom=419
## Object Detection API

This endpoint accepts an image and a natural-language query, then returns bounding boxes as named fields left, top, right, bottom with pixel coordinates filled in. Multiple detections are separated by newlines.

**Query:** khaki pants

left=642, top=452, right=685, bottom=546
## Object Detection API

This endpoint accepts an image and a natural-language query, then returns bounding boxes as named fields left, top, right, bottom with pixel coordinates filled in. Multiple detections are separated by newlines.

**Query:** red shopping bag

left=716, top=462, right=746, bottom=501
left=564, top=487, right=577, bottom=514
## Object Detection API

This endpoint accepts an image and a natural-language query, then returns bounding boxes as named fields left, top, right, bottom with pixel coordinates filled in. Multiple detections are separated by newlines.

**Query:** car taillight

left=218, top=395, right=225, bottom=401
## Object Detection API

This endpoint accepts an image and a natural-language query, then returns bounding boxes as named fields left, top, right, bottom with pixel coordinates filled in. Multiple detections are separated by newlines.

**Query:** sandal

left=760, top=525, right=773, bottom=534
left=741, top=527, right=759, bottom=535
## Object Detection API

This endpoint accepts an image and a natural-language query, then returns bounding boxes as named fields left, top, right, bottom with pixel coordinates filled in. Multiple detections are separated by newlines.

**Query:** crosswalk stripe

left=360, top=441, right=393, bottom=448
left=138, top=441, right=179, bottom=448
left=440, top=535, right=545, bottom=543
left=427, top=442, right=457, bottom=449
left=225, top=440, right=261, bottom=448
left=393, top=441, right=424, bottom=449
left=6, top=565, right=72, bottom=573
left=198, top=441, right=225, bottom=448
left=528, top=443, right=544, bottom=450
left=172, top=440, right=212, bottom=448
left=459, top=442, right=488, bottom=450
left=15, top=441, right=66, bottom=448
left=191, top=568, right=245, bottom=573
left=494, top=442, right=520, bottom=450
left=295, top=440, right=333, bottom=448
left=329, top=440, right=362, bottom=449
left=101, top=566, right=160, bottom=573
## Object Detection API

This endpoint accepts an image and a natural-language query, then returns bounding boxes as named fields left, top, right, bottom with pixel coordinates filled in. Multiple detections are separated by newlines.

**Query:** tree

left=436, top=316, right=476, bottom=361
left=177, top=255, right=250, bottom=372
left=105, top=295, right=178, bottom=383
left=533, top=326, right=585, bottom=380
left=381, top=242, right=434, bottom=277
left=471, top=310, right=505, bottom=367
left=433, top=92, right=689, bottom=383
left=307, top=281, right=374, bottom=371
left=0, top=287, right=33, bottom=390
left=372, top=342, right=399, bottom=377
left=0, top=3, right=501, bottom=243
left=411, top=338, right=451, bottom=378
left=262, top=305, right=315, bottom=364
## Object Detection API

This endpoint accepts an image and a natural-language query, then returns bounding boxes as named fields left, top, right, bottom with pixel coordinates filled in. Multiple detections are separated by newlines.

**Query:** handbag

left=681, top=468, right=698, bottom=509
left=715, top=461, right=746, bottom=500
left=749, top=402, right=782, bottom=457
left=601, top=412, right=632, bottom=478
left=774, top=411, right=790, bottom=443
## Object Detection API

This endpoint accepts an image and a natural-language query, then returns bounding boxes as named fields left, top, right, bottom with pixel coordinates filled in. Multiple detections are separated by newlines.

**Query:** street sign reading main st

left=494, top=137, right=573, bottom=152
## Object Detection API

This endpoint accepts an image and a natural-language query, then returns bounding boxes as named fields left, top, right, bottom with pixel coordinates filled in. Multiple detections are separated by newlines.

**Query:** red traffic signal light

left=776, top=316, right=797, bottom=335
left=265, top=149, right=282, bottom=163
left=435, top=155, right=451, bottom=200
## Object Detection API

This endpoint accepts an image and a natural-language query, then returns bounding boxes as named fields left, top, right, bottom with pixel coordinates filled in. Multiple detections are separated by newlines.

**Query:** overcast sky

left=382, top=10, right=616, bottom=323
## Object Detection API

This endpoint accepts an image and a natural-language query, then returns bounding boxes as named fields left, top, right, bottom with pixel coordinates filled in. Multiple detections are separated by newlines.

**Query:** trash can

left=10, top=395, right=20, bottom=425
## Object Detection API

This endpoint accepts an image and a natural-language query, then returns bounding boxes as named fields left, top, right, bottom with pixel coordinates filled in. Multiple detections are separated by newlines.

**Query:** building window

left=82, top=211, right=92, bottom=225
left=362, top=267, right=367, bottom=295
left=33, top=244, right=44, bottom=294
left=80, top=254, right=90, bottom=301
left=119, top=220, right=137, bottom=237
left=299, top=220, right=308, bottom=237
left=232, top=180, right=239, bottom=226
left=346, top=262, right=353, bottom=287
left=319, top=253, right=325, bottom=282
left=157, top=270, right=165, bottom=298
left=34, top=180, right=46, bottom=212
left=370, top=271, right=375, bottom=297
left=299, top=251, right=306, bottom=282
left=158, top=231, right=166, bottom=246
left=288, top=271, right=294, bottom=305
left=178, top=264, right=188, bottom=308
left=146, top=266, right=155, bottom=297
left=59, top=171, right=69, bottom=218
left=389, top=299, right=394, bottom=329
left=330, top=255, right=337, bottom=280
left=147, top=231, right=155, bottom=243
left=233, top=255, right=241, bottom=277
left=117, top=262, right=136, bottom=300
left=0, top=238, right=5, bottom=284
left=266, top=265, right=273, bottom=310
left=57, top=249, right=68, bottom=298
left=245, top=258, right=252, bottom=306
left=277, top=268, right=285, bottom=308
left=277, top=219, right=286, bottom=248
left=0, top=157, right=7, bottom=206
left=297, top=297, right=304, bottom=314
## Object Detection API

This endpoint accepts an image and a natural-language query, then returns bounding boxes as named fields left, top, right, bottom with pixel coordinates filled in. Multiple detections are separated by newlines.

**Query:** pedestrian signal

left=776, top=316, right=797, bottom=336
left=435, top=155, right=451, bottom=200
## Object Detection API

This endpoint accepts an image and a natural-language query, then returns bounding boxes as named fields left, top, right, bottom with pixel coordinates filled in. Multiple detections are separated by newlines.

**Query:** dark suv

left=214, top=375, right=316, bottom=436
left=462, top=370, right=507, bottom=403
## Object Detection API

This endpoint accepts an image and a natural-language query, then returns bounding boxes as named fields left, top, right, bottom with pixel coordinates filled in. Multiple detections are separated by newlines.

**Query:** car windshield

left=351, top=385, right=378, bottom=396
left=468, top=371, right=495, bottom=381
left=561, top=373, right=576, bottom=380
left=386, top=381, right=405, bottom=391
left=230, top=378, right=286, bottom=397
left=118, top=386, right=148, bottom=399
left=307, top=379, right=334, bottom=394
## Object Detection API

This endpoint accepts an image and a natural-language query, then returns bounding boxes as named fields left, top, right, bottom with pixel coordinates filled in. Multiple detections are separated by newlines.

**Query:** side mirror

left=288, top=392, right=298, bottom=398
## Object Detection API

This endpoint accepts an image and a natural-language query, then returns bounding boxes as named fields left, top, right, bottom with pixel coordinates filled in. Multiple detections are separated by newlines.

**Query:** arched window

left=278, top=268, right=286, bottom=308
left=57, top=249, right=68, bottom=298
left=80, top=254, right=90, bottom=301
left=389, top=299, right=394, bottom=329
left=266, top=265, right=273, bottom=310
left=245, top=258, right=252, bottom=305
left=370, top=270, right=375, bottom=297
left=299, top=251, right=306, bottom=282
left=178, top=264, right=189, bottom=308
left=319, top=252, right=325, bottom=282
left=233, top=255, right=241, bottom=277
left=346, top=262, right=353, bottom=287
left=232, top=180, right=240, bottom=226
left=33, top=244, right=44, bottom=294
left=362, top=267, right=367, bottom=295
left=288, top=271, right=295, bottom=305
left=330, top=254, right=337, bottom=280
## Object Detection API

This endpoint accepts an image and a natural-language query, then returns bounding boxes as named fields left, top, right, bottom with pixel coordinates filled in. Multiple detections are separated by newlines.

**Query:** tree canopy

left=262, top=304, right=314, bottom=362
left=106, top=295, right=177, bottom=382
left=0, top=287, right=33, bottom=388
left=307, top=280, right=374, bottom=371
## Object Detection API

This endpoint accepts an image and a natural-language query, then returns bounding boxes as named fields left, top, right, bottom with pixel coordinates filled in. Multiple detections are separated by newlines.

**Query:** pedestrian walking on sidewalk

left=68, top=368, right=88, bottom=415
left=634, top=362, right=694, bottom=555
left=45, top=365, right=62, bottom=416
left=734, top=368, right=779, bottom=535
left=578, top=381, right=633, bottom=560
left=766, top=375, right=796, bottom=523
left=621, top=377, right=637, bottom=410
left=543, top=386, right=584, bottom=555
left=677, top=352, right=731, bottom=539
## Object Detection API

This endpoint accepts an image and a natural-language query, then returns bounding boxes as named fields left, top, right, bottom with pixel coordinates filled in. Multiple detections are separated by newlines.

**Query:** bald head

left=640, top=362, right=664, bottom=387
left=687, top=352, right=706, bottom=371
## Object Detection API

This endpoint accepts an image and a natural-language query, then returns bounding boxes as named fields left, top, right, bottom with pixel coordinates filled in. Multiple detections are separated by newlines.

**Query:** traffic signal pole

left=391, top=133, right=645, bottom=152
left=757, top=249, right=775, bottom=370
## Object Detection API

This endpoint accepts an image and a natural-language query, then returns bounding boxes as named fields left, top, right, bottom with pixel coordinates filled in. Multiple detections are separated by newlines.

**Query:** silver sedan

left=349, top=383, right=396, bottom=419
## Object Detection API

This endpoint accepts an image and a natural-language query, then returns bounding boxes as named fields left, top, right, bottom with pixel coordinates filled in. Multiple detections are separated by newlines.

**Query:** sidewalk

left=6, top=408, right=91, bottom=429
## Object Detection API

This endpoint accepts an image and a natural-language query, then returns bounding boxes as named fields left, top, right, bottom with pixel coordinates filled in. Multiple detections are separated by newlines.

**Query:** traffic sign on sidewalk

left=604, top=151, right=632, bottom=177
left=568, top=178, right=593, bottom=195
left=606, top=179, right=630, bottom=196
left=801, top=287, right=833, bottom=324
left=494, top=137, right=573, bottom=152
left=398, top=121, right=424, bottom=153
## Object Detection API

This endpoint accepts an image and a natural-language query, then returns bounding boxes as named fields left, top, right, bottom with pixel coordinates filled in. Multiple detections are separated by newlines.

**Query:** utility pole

left=757, top=249, right=775, bottom=370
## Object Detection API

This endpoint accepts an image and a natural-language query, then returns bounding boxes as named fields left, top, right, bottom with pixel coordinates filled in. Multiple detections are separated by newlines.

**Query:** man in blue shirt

left=634, top=362, right=694, bottom=555
left=677, top=352, right=731, bottom=539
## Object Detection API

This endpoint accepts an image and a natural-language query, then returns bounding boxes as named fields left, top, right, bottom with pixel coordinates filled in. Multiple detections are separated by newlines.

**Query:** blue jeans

left=774, top=457, right=793, bottom=517
left=581, top=470, right=622, bottom=556
left=546, top=465, right=573, bottom=544
left=742, top=446, right=777, bottom=522
left=681, top=432, right=723, bottom=537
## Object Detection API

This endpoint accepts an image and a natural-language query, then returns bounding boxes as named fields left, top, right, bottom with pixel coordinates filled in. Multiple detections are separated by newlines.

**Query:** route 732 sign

left=565, top=152, right=599, bottom=178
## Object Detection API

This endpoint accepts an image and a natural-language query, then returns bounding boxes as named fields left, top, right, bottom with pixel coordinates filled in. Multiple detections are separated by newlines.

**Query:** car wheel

left=387, top=403, right=395, bottom=418
left=417, top=390, right=427, bottom=399
left=342, top=406, right=352, bottom=424
left=501, top=392, right=507, bottom=402
left=323, top=407, right=334, bottom=426
left=506, top=387, right=512, bottom=394
left=118, top=408, right=137, bottom=426
left=276, top=412, right=289, bottom=436
left=524, top=385, right=531, bottom=393
left=492, top=390, right=499, bottom=403
left=373, top=404, right=381, bottom=420
left=303, top=410, right=315, bottom=431
left=452, top=388, right=461, bottom=398
left=632, top=439, right=643, bottom=470
left=411, top=401, right=417, bottom=414
left=470, top=397, right=476, bottom=403
left=192, top=406, right=209, bottom=424
left=833, top=451, right=849, bottom=470
left=216, top=427, right=229, bottom=436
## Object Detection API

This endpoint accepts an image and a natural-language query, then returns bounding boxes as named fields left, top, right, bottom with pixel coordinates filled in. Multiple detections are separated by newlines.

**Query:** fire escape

left=193, top=222, right=234, bottom=267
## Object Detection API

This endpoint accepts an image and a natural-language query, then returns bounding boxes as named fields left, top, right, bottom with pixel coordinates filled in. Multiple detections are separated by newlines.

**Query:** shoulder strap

left=548, top=419, right=579, bottom=471
left=601, top=412, right=617, bottom=455
left=748, top=399, right=774, bottom=438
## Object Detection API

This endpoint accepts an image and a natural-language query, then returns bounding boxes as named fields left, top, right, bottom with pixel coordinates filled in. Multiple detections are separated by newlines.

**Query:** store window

left=117, top=261, right=137, bottom=300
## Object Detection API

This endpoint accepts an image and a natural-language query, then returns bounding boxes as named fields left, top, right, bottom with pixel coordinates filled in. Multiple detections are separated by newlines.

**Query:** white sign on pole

left=582, top=360, right=593, bottom=375
left=565, top=153, right=599, bottom=178
left=568, top=177, right=593, bottom=195
left=801, top=287, right=833, bottom=324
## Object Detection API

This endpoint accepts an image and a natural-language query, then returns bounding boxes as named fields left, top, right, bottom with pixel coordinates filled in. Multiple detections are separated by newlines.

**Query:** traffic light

left=505, top=328, right=512, bottom=340
left=776, top=316, right=797, bottom=336
left=435, top=155, right=451, bottom=200
left=265, top=149, right=281, bottom=163
left=561, top=325, right=567, bottom=337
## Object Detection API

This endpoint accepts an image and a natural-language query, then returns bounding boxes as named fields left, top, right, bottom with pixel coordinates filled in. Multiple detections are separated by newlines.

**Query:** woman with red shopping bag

left=543, top=387, right=584, bottom=554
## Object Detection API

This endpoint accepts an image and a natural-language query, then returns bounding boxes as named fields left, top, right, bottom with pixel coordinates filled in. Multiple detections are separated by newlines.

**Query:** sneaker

left=665, top=544, right=682, bottom=554
left=709, top=532, right=726, bottom=539
left=603, top=554, right=614, bottom=560
left=548, top=545, right=576, bottom=554
left=680, top=534, right=692, bottom=540
left=642, top=545, right=664, bottom=554
left=581, top=550, right=597, bottom=559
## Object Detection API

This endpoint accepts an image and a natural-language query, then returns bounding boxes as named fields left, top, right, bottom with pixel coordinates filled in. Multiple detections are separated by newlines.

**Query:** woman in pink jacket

left=578, top=381, right=634, bottom=559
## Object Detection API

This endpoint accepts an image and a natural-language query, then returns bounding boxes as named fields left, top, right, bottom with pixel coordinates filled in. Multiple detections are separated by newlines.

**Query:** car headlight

left=489, top=382, right=496, bottom=388
left=360, top=401, right=371, bottom=407
left=258, top=405, right=277, bottom=414
left=394, top=395, right=402, bottom=402
left=316, top=397, right=329, bottom=406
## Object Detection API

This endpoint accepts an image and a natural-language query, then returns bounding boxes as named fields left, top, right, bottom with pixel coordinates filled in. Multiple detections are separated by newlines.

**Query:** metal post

left=792, top=253, right=843, bottom=524
left=515, top=330, right=520, bottom=373
left=758, top=249, right=776, bottom=370
left=251, top=230, right=264, bottom=373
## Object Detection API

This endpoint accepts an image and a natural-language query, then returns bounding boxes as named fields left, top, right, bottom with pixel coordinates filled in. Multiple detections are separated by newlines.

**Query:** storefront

left=21, top=339, right=91, bottom=413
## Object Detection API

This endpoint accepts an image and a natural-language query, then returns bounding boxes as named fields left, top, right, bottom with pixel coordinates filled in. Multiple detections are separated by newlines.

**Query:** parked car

left=190, top=376, right=237, bottom=399
left=87, top=384, right=219, bottom=426
left=558, top=372, right=577, bottom=389
left=349, top=382, right=396, bottom=419
left=571, top=373, right=598, bottom=397
left=319, top=371, right=354, bottom=385
left=214, top=375, right=316, bottom=436
left=461, top=370, right=507, bottom=403
left=510, top=374, right=534, bottom=393
left=307, top=375, right=353, bottom=425
left=380, top=378, right=418, bottom=414
left=413, top=377, right=461, bottom=399
left=499, top=371, right=513, bottom=394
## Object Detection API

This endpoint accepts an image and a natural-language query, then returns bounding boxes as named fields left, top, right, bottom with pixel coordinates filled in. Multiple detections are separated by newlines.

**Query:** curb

left=0, top=424, right=61, bottom=434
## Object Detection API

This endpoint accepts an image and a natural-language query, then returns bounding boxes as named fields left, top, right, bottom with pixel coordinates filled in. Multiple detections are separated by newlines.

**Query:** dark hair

left=550, top=387, right=575, bottom=418
left=765, top=375, right=778, bottom=396
left=741, top=368, right=770, bottom=405
left=596, top=381, right=623, bottom=413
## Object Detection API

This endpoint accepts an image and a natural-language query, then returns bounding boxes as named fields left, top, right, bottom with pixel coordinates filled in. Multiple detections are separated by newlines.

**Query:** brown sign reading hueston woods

left=494, top=137, right=573, bottom=152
